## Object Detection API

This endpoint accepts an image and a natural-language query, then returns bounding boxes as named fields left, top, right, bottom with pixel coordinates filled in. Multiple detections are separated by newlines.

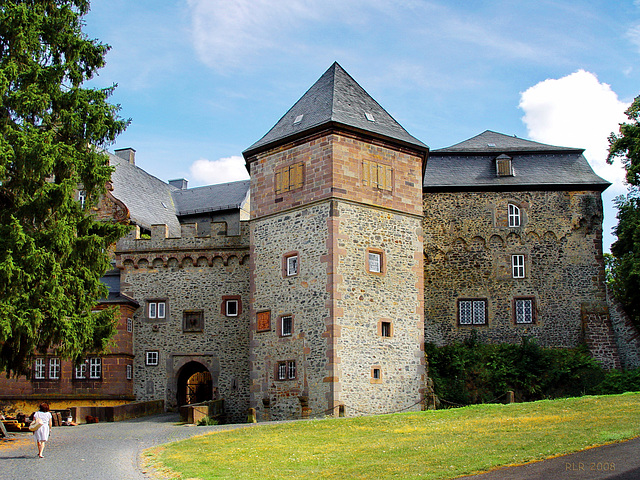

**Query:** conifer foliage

left=0, top=0, right=129, bottom=376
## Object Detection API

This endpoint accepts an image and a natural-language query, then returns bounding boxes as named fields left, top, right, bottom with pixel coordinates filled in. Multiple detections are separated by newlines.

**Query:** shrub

left=197, top=415, right=218, bottom=426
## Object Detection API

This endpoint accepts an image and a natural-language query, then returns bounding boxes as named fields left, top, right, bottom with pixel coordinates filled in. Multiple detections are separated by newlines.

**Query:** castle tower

left=243, top=63, right=428, bottom=419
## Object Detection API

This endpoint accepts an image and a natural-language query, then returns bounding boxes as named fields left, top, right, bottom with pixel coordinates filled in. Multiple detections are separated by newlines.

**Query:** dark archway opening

left=176, top=361, right=213, bottom=407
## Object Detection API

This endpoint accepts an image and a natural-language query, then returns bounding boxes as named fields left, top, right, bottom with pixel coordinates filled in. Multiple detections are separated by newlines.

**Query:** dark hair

left=39, top=403, right=49, bottom=412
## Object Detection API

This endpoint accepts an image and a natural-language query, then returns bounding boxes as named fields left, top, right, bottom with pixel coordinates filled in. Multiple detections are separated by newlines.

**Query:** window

left=222, top=296, right=242, bottom=317
left=127, top=317, right=133, bottom=333
left=512, top=255, right=525, bottom=278
left=75, top=362, right=86, bottom=379
left=496, top=154, right=513, bottom=176
left=368, top=252, right=381, bottom=273
left=362, top=160, right=393, bottom=191
left=78, top=190, right=86, bottom=208
left=183, top=310, right=204, bottom=332
left=34, top=358, right=45, bottom=380
left=380, top=321, right=392, bottom=337
left=89, top=358, right=102, bottom=379
left=277, top=360, right=296, bottom=380
left=458, top=299, right=487, bottom=325
left=280, top=315, right=293, bottom=337
left=275, top=162, right=304, bottom=194
left=257, top=311, right=271, bottom=332
left=371, top=366, right=382, bottom=383
left=49, top=358, right=61, bottom=379
left=226, top=299, right=238, bottom=316
left=146, top=351, right=159, bottom=366
left=285, top=254, right=298, bottom=277
left=514, top=298, right=535, bottom=324
left=148, top=301, right=166, bottom=319
left=508, top=204, right=521, bottom=227
left=126, top=364, right=133, bottom=380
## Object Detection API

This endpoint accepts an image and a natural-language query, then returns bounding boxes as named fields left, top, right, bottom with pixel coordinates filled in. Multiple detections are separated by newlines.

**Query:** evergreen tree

left=0, top=0, right=129, bottom=377
left=608, top=96, right=640, bottom=330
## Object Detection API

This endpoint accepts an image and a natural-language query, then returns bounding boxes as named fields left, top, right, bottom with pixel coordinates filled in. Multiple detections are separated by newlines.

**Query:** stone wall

left=423, top=190, right=610, bottom=354
left=607, top=289, right=640, bottom=369
left=116, top=221, right=251, bottom=423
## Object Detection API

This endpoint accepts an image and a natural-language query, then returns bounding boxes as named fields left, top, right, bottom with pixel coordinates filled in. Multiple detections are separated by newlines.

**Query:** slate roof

left=172, top=180, right=250, bottom=216
left=109, top=153, right=182, bottom=236
left=243, top=62, right=427, bottom=158
left=424, top=131, right=610, bottom=191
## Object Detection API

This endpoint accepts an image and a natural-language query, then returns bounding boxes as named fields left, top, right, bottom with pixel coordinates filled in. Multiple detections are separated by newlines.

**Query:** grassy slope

left=145, top=392, right=640, bottom=480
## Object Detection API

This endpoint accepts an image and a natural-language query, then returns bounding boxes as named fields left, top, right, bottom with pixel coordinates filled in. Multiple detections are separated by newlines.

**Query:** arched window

left=508, top=204, right=520, bottom=227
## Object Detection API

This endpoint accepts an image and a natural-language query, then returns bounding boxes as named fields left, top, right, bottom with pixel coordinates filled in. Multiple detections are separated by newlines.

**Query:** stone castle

left=3, top=63, right=639, bottom=423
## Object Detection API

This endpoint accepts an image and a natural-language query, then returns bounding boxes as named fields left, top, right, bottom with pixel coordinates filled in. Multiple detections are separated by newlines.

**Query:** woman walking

left=32, top=403, right=53, bottom=458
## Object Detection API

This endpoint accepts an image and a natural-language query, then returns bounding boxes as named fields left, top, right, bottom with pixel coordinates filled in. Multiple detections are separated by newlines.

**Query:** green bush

left=196, top=415, right=218, bottom=426
left=425, top=337, right=612, bottom=406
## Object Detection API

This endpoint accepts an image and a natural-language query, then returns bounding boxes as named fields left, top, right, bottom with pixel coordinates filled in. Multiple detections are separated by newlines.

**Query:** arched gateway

left=176, top=361, right=213, bottom=407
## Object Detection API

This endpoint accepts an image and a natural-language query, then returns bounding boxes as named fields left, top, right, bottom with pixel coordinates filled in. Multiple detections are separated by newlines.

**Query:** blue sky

left=83, top=0, right=640, bottom=251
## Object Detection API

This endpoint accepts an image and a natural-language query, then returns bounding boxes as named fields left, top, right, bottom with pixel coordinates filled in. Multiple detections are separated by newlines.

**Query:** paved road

left=1, top=415, right=638, bottom=480
left=0, top=413, right=251, bottom=480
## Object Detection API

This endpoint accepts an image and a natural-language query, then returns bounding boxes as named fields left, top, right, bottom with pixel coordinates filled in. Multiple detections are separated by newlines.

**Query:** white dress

left=33, top=411, right=52, bottom=442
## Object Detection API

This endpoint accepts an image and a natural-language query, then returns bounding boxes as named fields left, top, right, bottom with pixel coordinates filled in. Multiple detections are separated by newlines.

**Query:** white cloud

left=519, top=70, right=630, bottom=251
left=519, top=70, right=628, bottom=192
left=188, top=156, right=249, bottom=187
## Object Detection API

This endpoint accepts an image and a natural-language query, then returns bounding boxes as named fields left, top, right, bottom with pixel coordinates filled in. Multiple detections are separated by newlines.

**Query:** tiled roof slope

left=108, top=153, right=182, bottom=236
left=243, top=62, right=427, bottom=158
left=172, top=180, right=250, bottom=216
left=424, top=131, right=610, bottom=191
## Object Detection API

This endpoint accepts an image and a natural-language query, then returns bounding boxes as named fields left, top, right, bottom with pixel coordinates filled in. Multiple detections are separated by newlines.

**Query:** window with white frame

left=148, top=301, right=166, bottom=319
left=280, top=315, right=293, bottom=337
left=75, top=362, right=86, bottom=379
left=226, top=299, right=239, bottom=317
left=146, top=351, right=159, bottom=366
left=508, top=204, right=521, bottom=227
left=126, top=364, right=133, bottom=380
left=286, top=255, right=298, bottom=276
left=127, top=317, right=133, bottom=333
left=49, top=358, right=61, bottom=379
left=89, top=357, right=102, bottom=379
left=277, top=360, right=296, bottom=380
left=368, top=252, right=382, bottom=273
left=512, top=255, right=525, bottom=278
left=514, top=298, right=535, bottom=324
left=458, top=299, right=487, bottom=325
left=34, top=358, right=45, bottom=379
left=78, top=190, right=86, bottom=208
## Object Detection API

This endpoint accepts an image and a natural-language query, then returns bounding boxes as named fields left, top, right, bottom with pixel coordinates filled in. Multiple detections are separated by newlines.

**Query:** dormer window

left=496, top=154, right=513, bottom=177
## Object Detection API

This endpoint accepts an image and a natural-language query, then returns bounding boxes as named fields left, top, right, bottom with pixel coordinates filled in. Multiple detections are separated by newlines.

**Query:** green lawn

left=144, top=392, right=640, bottom=479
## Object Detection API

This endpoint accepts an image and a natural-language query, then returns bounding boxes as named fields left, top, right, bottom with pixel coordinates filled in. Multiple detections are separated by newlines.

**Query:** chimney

left=169, top=178, right=188, bottom=190
left=114, top=148, right=136, bottom=165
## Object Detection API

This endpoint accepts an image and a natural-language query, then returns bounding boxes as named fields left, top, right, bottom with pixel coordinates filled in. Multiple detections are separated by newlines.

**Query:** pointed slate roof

left=434, top=130, right=581, bottom=154
left=424, top=131, right=610, bottom=192
left=243, top=62, right=427, bottom=158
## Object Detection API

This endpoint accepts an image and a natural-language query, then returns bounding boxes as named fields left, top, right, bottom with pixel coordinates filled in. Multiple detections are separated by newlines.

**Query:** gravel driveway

left=0, top=413, right=251, bottom=480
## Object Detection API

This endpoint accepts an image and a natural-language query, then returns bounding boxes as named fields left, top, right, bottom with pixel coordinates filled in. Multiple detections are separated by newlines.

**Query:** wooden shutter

left=383, top=164, right=392, bottom=191
left=362, top=159, right=370, bottom=186
left=291, top=162, right=303, bottom=190
left=275, top=168, right=282, bottom=194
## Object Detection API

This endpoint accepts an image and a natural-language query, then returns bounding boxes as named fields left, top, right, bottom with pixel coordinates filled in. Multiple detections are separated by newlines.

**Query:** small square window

left=280, top=315, right=293, bottom=337
left=458, top=299, right=487, bottom=325
left=126, top=364, right=133, bottom=380
left=371, top=366, right=382, bottom=383
left=146, top=351, right=159, bottom=366
left=276, top=360, right=296, bottom=380
left=512, top=255, right=525, bottom=278
left=148, top=301, right=166, bottom=319
left=183, top=310, right=204, bottom=332
left=286, top=255, right=298, bottom=276
left=515, top=298, right=535, bottom=324
left=75, top=362, right=86, bottom=379
left=89, top=357, right=102, bottom=379
left=34, top=358, right=45, bottom=380
left=49, top=358, right=61, bottom=380
left=257, top=311, right=271, bottom=332
left=127, top=317, right=133, bottom=333
left=367, top=249, right=384, bottom=274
